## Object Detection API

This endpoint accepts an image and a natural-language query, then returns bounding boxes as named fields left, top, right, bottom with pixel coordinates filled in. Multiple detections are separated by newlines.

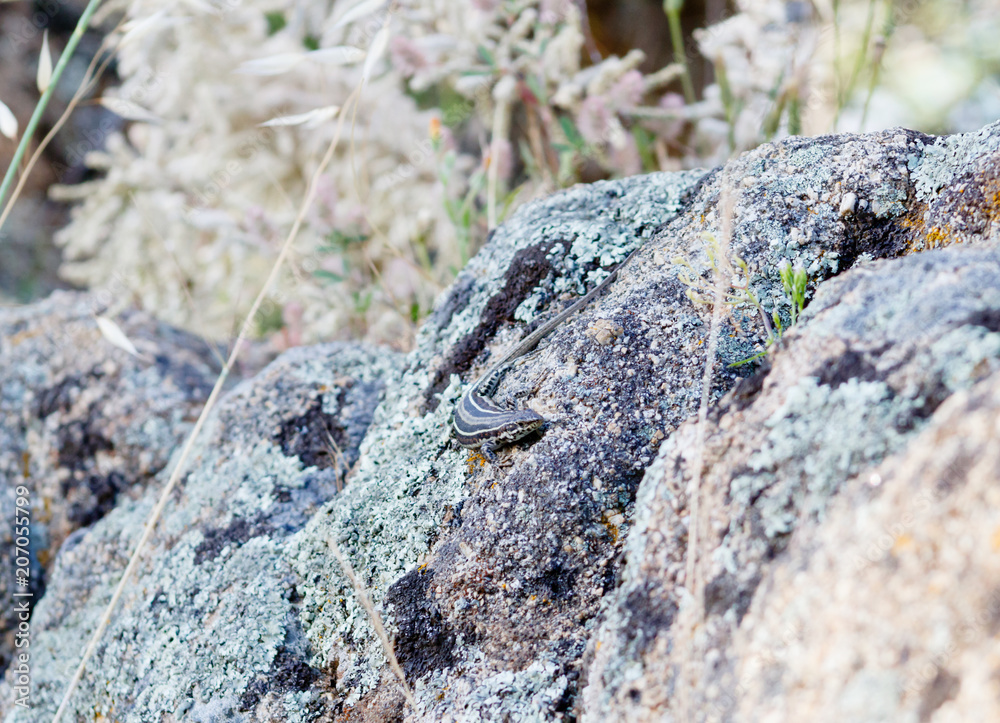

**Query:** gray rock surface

left=0, top=293, right=218, bottom=675
left=2, top=120, right=1000, bottom=722
left=0, top=340, right=402, bottom=722
left=581, top=244, right=1000, bottom=722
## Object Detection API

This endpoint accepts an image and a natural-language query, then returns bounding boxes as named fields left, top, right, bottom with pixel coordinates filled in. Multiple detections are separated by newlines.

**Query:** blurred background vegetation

left=0, top=0, right=997, bottom=351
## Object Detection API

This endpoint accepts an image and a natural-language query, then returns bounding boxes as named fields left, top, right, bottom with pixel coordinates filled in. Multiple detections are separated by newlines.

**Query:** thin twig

left=486, top=96, right=509, bottom=230
left=51, top=83, right=362, bottom=723
left=346, top=77, right=414, bottom=341
left=326, top=535, right=416, bottom=707
left=664, top=0, right=696, bottom=104
left=0, top=7, right=120, bottom=235
left=345, top=17, right=429, bottom=340
left=322, top=422, right=347, bottom=493
left=679, top=183, right=735, bottom=718
left=573, top=0, right=602, bottom=64
left=685, top=188, right=733, bottom=596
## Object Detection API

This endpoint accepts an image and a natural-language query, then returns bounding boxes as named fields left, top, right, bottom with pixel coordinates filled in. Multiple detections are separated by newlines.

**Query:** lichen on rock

left=4, top=120, right=1000, bottom=722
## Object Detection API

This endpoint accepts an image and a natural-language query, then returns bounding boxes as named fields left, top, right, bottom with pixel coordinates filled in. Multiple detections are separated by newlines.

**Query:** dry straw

left=326, top=534, right=416, bottom=707
left=0, top=0, right=105, bottom=218
left=51, top=80, right=363, bottom=723
left=677, top=182, right=737, bottom=718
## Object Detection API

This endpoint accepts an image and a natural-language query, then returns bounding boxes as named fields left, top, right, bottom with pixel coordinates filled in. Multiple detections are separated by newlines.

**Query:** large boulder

left=2, top=120, right=999, bottom=721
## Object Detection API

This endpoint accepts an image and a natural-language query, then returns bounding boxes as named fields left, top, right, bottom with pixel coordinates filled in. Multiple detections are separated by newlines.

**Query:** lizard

left=452, top=246, right=640, bottom=461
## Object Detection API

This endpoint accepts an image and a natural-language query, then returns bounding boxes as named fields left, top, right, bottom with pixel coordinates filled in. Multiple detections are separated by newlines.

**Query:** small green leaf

left=265, top=11, right=286, bottom=35
left=255, top=304, right=285, bottom=336
left=353, top=290, right=373, bottom=314
left=524, top=74, right=547, bottom=105
left=558, top=116, right=584, bottom=149
left=788, top=96, right=802, bottom=135
left=476, top=45, right=495, bottom=67
left=729, top=349, right=767, bottom=368
left=314, top=269, right=345, bottom=283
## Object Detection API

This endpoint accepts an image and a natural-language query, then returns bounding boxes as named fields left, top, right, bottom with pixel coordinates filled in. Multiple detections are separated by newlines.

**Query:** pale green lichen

left=731, top=377, right=915, bottom=537
left=415, top=654, right=569, bottom=722
left=868, top=185, right=908, bottom=219
left=930, top=326, right=1000, bottom=391
left=514, top=171, right=704, bottom=323
left=912, top=120, right=1000, bottom=201
left=8, top=343, right=401, bottom=722
left=291, top=371, right=467, bottom=696
left=786, top=144, right=829, bottom=170
left=460, top=659, right=569, bottom=721
left=289, top=170, right=707, bottom=703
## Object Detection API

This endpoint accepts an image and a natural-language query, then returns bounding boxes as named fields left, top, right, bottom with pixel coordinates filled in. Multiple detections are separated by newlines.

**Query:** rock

left=0, top=338, right=402, bottom=722
left=0, top=292, right=217, bottom=675
left=581, top=244, right=1000, bottom=721
left=3, top=120, right=1000, bottom=722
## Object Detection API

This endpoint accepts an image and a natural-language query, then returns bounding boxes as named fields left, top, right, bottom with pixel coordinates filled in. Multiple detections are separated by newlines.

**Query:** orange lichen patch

left=466, top=451, right=487, bottom=473
left=8, top=327, right=43, bottom=346
left=988, top=181, right=1000, bottom=221
left=923, top=226, right=952, bottom=249
left=900, top=163, right=1000, bottom=253
left=897, top=208, right=958, bottom=254
left=600, top=510, right=624, bottom=543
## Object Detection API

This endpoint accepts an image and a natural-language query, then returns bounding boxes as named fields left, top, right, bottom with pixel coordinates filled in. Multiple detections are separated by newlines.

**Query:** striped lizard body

left=453, top=247, right=639, bottom=461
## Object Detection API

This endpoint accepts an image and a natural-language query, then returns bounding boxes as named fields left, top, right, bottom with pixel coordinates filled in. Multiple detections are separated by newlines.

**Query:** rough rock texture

left=0, top=339, right=402, bottom=722
left=2, top=120, right=1000, bottom=722
left=0, top=293, right=218, bottom=674
left=582, top=245, right=1000, bottom=721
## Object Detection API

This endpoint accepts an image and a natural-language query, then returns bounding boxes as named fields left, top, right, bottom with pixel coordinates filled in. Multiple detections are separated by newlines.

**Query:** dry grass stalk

left=0, top=17, right=124, bottom=234
left=684, top=184, right=737, bottom=598
left=326, top=534, right=417, bottom=708
left=51, top=82, right=362, bottom=723
left=678, top=182, right=737, bottom=719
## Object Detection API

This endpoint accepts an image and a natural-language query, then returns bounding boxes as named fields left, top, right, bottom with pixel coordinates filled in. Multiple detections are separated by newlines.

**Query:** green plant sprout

left=434, top=132, right=521, bottom=269
left=663, top=0, right=696, bottom=104
left=436, top=140, right=487, bottom=267
left=729, top=258, right=809, bottom=366
left=833, top=0, right=884, bottom=131
left=0, top=0, right=104, bottom=231
left=778, top=258, right=808, bottom=326
left=673, top=234, right=809, bottom=367
left=673, top=231, right=762, bottom=310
